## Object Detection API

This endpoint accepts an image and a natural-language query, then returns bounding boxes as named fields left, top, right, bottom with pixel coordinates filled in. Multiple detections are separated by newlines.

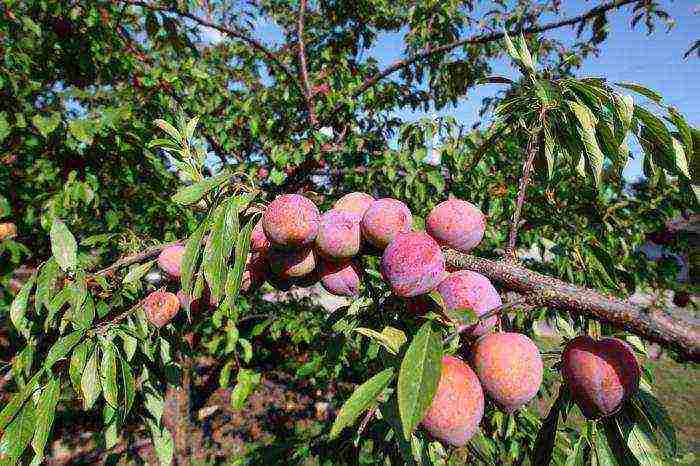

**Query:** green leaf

left=0, top=112, right=10, bottom=144
left=70, top=339, right=91, bottom=394
left=355, top=326, right=407, bottom=355
left=613, top=94, right=634, bottom=131
left=35, top=259, right=60, bottom=314
left=31, top=378, right=61, bottom=460
left=146, top=417, right=174, bottom=466
left=123, top=259, right=155, bottom=284
left=32, top=113, right=61, bottom=138
left=50, top=219, right=78, bottom=272
left=181, top=220, right=209, bottom=298
left=185, top=116, right=199, bottom=140
left=103, top=405, right=119, bottom=449
left=44, top=329, right=84, bottom=370
left=68, top=119, right=96, bottom=145
left=143, top=381, right=164, bottom=421
left=569, top=101, right=605, bottom=186
left=635, top=380, right=677, bottom=456
left=330, top=368, right=395, bottom=439
left=516, top=33, right=535, bottom=72
left=0, top=402, right=36, bottom=463
left=230, top=369, right=261, bottom=411
left=0, top=372, right=42, bottom=431
left=225, top=213, right=260, bottom=310
left=671, top=137, right=690, bottom=179
left=10, top=272, right=36, bottom=339
left=397, top=321, right=442, bottom=439
left=100, top=341, right=119, bottom=408
left=616, top=82, right=663, bottom=103
left=502, top=30, right=520, bottom=63
left=171, top=178, right=218, bottom=205
left=531, top=386, right=565, bottom=466
left=154, top=118, right=182, bottom=142
left=204, top=199, right=239, bottom=303
left=81, top=346, right=102, bottom=410
left=593, top=425, right=618, bottom=466
left=121, top=358, right=136, bottom=418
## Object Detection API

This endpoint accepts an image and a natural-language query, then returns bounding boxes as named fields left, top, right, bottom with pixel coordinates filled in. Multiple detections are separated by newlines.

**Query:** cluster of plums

left=142, top=192, right=641, bottom=447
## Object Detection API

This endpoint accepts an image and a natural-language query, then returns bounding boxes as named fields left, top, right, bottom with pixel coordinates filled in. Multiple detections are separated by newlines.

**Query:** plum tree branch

left=90, top=238, right=700, bottom=362
left=297, top=0, right=318, bottom=126
left=332, top=0, right=641, bottom=114
left=443, top=250, right=700, bottom=362
left=120, top=0, right=301, bottom=92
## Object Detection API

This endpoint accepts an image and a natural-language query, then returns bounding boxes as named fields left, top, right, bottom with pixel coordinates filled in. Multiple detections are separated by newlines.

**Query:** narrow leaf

left=0, top=402, right=36, bottom=463
left=31, top=378, right=61, bottom=459
left=154, top=118, right=181, bottom=141
left=100, top=341, right=119, bottom=408
left=81, top=347, right=101, bottom=410
left=10, top=272, right=36, bottom=339
left=397, top=322, right=442, bottom=439
left=44, top=329, right=84, bottom=370
left=330, top=368, right=395, bottom=439
left=616, top=82, right=663, bottom=103
left=50, top=219, right=77, bottom=272
left=121, top=358, right=136, bottom=418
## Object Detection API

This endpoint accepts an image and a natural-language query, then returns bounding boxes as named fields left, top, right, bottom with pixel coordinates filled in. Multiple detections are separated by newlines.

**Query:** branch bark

left=90, top=238, right=700, bottom=362
left=332, top=0, right=640, bottom=113
left=443, top=250, right=700, bottom=362
left=297, top=0, right=318, bottom=126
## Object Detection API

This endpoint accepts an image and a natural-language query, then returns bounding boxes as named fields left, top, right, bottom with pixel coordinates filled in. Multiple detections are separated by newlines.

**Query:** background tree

left=0, top=0, right=698, bottom=464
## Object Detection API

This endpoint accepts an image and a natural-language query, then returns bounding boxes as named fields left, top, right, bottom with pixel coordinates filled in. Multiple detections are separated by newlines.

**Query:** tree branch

left=507, top=110, right=545, bottom=257
left=297, top=0, right=318, bottom=126
left=92, top=241, right=180, bottom=277
left=333, top=0, right=641, bottom=113
left=120, top=0, right=301, bottom=91
left=443, top=250, right=700, bottom=362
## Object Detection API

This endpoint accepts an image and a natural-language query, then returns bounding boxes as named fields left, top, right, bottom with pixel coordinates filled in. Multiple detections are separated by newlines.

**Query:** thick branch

left=334, top=0, right=640, bottom=113
left=121, top=0, right=300, bottom=89
left=297, top=0, right=318, bottom=126
left=443, top=250, right=700, bottom=362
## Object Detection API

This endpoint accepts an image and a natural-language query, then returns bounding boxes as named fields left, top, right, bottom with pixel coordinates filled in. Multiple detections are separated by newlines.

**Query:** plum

left=381, top=232, right=445, bottom=297
left=157, top=244, right=185, bottom=279
left=333, top=192, right=375, bottom=217
left=319, top=259, right=362, bottom=297
left=269, top=248, right=316, bottom=280
left=361, top=198, right=412, bottom=249
left=421, top=355, right=485, bottom=446
left=250, top=218, right=271, bottom=255
left=470, top=332, right=543, bottom=413
left=426, top=199, right=485, bottom=253
left=437, top=271, right=501, bottom=337
left=315, top=209, right=362, bottom=260
left=562, top=336, right=640, bottom=419
left=262, top=194, right=320, bottom=249
left=144, top=291, right=180, bottom=328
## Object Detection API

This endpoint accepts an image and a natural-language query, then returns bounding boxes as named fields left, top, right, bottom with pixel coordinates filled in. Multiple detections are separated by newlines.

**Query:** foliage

left=0, top=0, right=698, bottom=465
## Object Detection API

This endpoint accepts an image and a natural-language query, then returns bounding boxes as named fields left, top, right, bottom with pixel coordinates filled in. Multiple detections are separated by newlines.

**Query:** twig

left=297, top=0, right=318, bottom=126
left=92, top=293, right=154, bottom=336
left=443, top=295, right=534, bottom=344
left=357, top=406, right=377, bottom=439
left=331, top=0, right=641, bottom=114
left=506, top=110, right=545, bottom=257
left=119, top=0, right=303, bottom=94
left=93, top=241, right=180, bottom=277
